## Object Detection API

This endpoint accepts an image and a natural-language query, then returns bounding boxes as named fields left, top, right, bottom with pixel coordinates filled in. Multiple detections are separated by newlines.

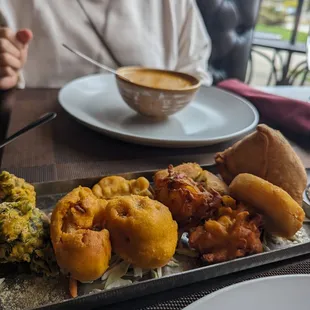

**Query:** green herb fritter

left=0, top=171, right=36, bottom=207
left=0, top=201, right=59, bottom=276
left=0, top=171, right=59, bottom=277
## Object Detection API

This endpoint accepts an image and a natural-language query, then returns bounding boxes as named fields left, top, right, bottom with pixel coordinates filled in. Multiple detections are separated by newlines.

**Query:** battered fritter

left=154, top=163, right=228, bottom=195
left=50, top=186, right=111, bottom=282
left=154, top=165, right=222, bottom=227
left=0, top=171, right=36, bottom=207
left=104, top=195, right=178, bottom=269
left=189, top=197, right=263, bottom=263
left=92, top=176, right=153, bottom=199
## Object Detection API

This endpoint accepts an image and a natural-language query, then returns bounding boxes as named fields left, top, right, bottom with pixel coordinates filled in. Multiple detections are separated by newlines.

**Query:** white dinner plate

left=184, top=275, right=310, bottom=310
left=58, top=73, right=259, bottom=148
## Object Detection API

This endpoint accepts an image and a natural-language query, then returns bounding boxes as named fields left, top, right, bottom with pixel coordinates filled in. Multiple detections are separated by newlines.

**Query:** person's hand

left=0, top=28, right=33, bottom=90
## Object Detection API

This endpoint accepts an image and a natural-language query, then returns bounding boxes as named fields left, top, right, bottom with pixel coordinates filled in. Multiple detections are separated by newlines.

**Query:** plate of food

left=184, top=275, right=310, bottom=310
left=0, top=124, right=309, bottom=310
left=58, top=73, right=259, bottom=148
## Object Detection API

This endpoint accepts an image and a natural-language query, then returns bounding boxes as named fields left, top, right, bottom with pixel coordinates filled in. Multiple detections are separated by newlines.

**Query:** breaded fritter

left=154, top=162, right=228, bottom=195
left=189, top=200, right=263, bottom=263
left=50, top=186, right=111, bottom=282
left=92, top=176, right=153, bottom=199
left=0, top=171, right=36, bottom=207
left=104, top=195, right=178, bottom=269
left=0, top=200, right=58, bottom=276
left=229, top=173, right=305, bottom=238
left=154, top=165, right=222, bottom=227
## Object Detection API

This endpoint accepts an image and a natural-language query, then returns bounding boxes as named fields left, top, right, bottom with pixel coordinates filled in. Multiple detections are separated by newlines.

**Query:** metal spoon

left=306, top=184, right=310, bottom=202
left=62, top=44, right=131, bottom=82
left=303, top=183, right=310, bottom=223
left=0, top=112, right=57, bottom=149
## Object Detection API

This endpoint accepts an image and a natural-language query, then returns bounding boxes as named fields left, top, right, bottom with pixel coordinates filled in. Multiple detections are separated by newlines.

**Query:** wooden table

left=1, top=87, right=310, bottom=183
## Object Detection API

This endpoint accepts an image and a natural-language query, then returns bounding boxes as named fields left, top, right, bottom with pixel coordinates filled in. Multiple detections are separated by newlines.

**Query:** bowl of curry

left=115, top=66, right=201, bottom=118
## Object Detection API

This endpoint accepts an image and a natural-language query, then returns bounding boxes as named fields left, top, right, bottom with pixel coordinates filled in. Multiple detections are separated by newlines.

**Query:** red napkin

left=217, top=79, right=310, bottom=137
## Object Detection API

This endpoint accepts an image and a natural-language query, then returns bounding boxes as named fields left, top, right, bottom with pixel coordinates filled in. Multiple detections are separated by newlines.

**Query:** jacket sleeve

left=176, top=0, right=213, bottom=86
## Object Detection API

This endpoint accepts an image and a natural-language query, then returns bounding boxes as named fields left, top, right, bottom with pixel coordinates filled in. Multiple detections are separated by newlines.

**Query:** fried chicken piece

left=189, top=202, right=263, bottom=263
left=104, top=195, right=178, bottom=269
left=92, top=176, right=153, bottom=199
left=215, top=124, right=307, bottom=205
left=0, top=171, right=36, bottom=207
left=154, top=163, right=228, bottom=196
left=50, top=186, right=111, bottom=283
left=154, top=165, right=222, bottom=227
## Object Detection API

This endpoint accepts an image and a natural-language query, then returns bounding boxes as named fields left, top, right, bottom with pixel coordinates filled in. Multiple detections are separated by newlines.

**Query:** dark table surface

left=1, top=88, right=310, bottom=310
left=1, top=88, right=310, bottom=182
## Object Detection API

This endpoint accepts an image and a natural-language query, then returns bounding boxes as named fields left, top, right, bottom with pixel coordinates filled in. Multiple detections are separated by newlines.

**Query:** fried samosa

left=215, top=124, right=307, bottom=205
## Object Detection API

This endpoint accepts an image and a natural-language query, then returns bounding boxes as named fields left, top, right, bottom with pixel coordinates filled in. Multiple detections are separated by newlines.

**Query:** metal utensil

left=62, top=43, right=130, bottom=82
left=303, top=183, right=310, bottom=222
left=0, top=112, right=57, bottom=149
left=306, top=184, right=310, bottom=202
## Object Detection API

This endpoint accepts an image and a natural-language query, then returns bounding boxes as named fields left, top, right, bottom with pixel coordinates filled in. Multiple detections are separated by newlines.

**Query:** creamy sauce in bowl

left=118, top=67, right=200, bottom=91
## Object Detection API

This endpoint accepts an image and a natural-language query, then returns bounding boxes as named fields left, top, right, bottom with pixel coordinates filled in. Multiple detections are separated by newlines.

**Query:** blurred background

left=250, top=0, right=310, bottom=85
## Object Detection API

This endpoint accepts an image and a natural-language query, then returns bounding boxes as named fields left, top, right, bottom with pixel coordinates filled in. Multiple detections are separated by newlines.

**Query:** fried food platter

left=0, top=124, right=310, bottom=310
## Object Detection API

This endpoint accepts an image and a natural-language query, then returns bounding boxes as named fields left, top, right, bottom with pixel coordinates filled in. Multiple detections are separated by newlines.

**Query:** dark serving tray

left=3, top=165, right=310, bottom=310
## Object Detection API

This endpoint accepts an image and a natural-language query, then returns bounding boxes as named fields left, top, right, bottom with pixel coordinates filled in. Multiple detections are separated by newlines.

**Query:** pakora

left=189, top=198, right=263, bottom=263
left=154, top=165, right=222, bottom=227
left=92, top=175, right=153, bottom=199
left=154, top=162, right=228, bottom=195
left=215, top=124, right=307, bottom=205
left=0, top=171, right=36, bottom=207
left=229, top=173, right=305, bottom=238
left=104, top=195, right=178, bottom=269
left=0, top=200, right=58, bottom=275
left=50, top=186, right=111, bottom=282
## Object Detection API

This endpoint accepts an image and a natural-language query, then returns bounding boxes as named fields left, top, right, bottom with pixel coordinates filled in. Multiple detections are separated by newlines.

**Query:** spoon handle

left=62, top=43, right=118, bottom=75
left=0, top=112, right=57, bottom=149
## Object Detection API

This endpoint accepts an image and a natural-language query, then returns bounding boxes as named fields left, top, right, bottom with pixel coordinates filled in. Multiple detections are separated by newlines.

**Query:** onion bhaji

left=50, top=186, right=111, bottom=282
left=104, top=195, right=178, bottom=269
left=154, top=165, right=222, bottom=227
left=154, top=162, right=228, bottom=195
left=92, top=175, right=153, bottom=199
left=189, top=196, right=263, bottom=263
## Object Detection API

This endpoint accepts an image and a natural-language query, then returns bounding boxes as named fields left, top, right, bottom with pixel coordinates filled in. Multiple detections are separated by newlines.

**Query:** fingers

left=0, top=66, right=16, bottom=78
left=0, top=27, right=32, bottom=90
left=0, top=27, right=23, bottom=49
left=0, top=74, right=18, bottom=90
left=16, top=29, right=33, bottom=45
left=0, top=52, right=21, bottom=69
left=0, top=66, right=19, bottom=91
left=0, top=38, right=21, bottom=58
